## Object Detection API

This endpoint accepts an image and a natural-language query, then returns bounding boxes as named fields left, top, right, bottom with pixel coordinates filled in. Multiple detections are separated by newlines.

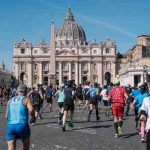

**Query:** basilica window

left=34, top=50, right=37, bottom=54
left=94, top=63, right=96, bottom=70
left=20, top=48, right=25, bottom=54
left=34, top=64, right=37, bottom=70
left=142, top=47, right=150, bottom=57
left=106, top=48, right=110, bottom=53
left=20, top=62, right=26, bottom=70
left=82, top=62, right=88, bottom=71
left=93, top=50, right=97, bottom=54
left=43, top=50, right=48, bottom=54
left=72, top=62, right=75, bottom=72
left=62, top=62, right=68, bottom=71
left=56, top=62, right=59, bottom=71
left=105, top=61, right=110, bottom=70
left=43, top=62, right=48, bottom=70
left=147, top=75, right=150, bottom=82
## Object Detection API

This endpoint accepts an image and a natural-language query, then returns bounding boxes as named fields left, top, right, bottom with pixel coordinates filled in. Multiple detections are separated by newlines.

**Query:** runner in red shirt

left=108, top=80, right=128, bottom=137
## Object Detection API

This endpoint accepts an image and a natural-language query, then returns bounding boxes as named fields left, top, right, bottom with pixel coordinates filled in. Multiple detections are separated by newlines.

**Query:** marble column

left=15, top=62, right=19, bottom=81
left=59, top=61, right=62, bottom=84
left=39, top=62, right=43, bottom=84
left=97, top=61, right=103, bottom=85
left=111, top=61, right=116, bottom=83
left=141, top=73, right=144, bottom=83
left=79, top=62, right=82, bottom=84
left=27, top=61, right=33, bottom=87
left=75, top=62, right=79, bottom=85
left=69, top=62, right=72, bottom=80
left=88, top=62, right=91, bottom=82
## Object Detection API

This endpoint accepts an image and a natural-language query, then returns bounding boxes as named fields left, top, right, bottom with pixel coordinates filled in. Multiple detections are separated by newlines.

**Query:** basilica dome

left=56, top=8, right=86, bottom=43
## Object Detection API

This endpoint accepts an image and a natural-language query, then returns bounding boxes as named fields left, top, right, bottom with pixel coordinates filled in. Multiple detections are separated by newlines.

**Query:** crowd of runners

left=1, top=79, right=150, bottom=150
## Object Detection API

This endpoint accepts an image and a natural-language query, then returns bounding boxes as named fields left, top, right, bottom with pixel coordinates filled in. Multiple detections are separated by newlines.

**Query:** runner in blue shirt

left=132, top=84, right=149, bottom=143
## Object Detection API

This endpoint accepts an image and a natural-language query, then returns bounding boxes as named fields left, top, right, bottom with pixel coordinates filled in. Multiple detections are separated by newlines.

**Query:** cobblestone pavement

left=0, top=101, right=146, bottom=150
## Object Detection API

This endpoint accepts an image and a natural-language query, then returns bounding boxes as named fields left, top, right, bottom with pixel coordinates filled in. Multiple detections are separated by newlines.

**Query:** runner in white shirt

left=100, top=85, right=109, bottom=117
left=140, top=96, right=150, bottom=149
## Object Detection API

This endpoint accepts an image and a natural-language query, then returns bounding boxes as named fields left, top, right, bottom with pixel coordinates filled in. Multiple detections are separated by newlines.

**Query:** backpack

left=76, top=87, right=82, bottom=94
left=31, top=90, right=41, bottom=106
left=46, top=88, right=52, bottom=98
left=90, top=87, right=97, bottom=101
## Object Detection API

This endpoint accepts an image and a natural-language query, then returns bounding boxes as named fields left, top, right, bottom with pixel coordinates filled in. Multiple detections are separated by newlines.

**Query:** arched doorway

left=105, top=72, right=111, bottom=85
left=20, top=72, right=26, bottom=84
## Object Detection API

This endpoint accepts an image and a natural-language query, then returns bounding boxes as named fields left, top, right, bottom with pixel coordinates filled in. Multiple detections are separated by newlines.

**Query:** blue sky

left=0, top=0, right=150, bottom=70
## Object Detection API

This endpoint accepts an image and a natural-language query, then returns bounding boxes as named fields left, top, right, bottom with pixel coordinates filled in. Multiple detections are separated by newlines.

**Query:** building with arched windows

left=13, top=7, right=117, bottom=87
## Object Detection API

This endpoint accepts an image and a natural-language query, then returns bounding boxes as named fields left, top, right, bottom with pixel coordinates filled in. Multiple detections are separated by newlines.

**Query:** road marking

left=54, top=145, right=68, bottom=149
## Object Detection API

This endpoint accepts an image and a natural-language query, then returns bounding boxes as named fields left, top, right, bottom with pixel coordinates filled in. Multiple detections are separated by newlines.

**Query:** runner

left=131, top=83, right=142, bottom=130
left=106, top=82, right=114, bottom=116
left=125, top=84, right=133, bottom=116
left=140, top=95, right=150, bottom=149
left=86, top=82, right=100, bottom=122
left=62, top=80, right=75, bottom=131
left=108, top=80, right=128, bottom=138
left=83, top=82, right=90, bottom=109
left=75, top=84, right=83, bottom=105
left=54, top=83, right=65, bottom=125
left=100, top=85, right=109, bottom=117
left=28, top=84, right=44, bottom=120
left=43, top=85, right=53, bottom=111
left=132, top=84, right=149, bottom=142
left=5, top=84, right=36, bottom=150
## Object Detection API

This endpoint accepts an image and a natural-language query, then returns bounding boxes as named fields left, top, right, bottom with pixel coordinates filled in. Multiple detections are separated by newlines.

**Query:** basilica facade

left=13, top=8, right=117, bottom=87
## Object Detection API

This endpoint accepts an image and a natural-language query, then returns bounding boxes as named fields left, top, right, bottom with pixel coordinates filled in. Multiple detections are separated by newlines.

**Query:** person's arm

left=124, top=91, right=128, bottom=103
left=131, top=95, right=138, bottom=110
left=107, top=89, right=112, bottom=101
left=24, top=97, right=35, bottom=119
left=100, top=91, right=103, bottom=99
left=39, top=90, right=44, bottom=99
left=86, top=89, right=90, bottom=95
left=53, top=91, right=58, bottom=98
left=27, top=89, right=33, bottom=97
left=5, top=100, right=10, bottom=119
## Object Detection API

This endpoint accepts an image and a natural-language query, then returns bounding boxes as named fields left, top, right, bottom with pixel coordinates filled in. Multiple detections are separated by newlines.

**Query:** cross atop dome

left=66, top=5, right=74, bottom=21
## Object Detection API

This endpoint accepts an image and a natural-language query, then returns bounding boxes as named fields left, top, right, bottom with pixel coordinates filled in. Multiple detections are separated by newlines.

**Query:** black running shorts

left=63, top=102, right=74, bottom=111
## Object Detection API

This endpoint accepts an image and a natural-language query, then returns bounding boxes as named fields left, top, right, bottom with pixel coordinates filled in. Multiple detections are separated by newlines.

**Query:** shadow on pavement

left=69, top=124, right=112, bottom=131
left=122, top=132, right=139, bottom=138
left=33, top=121, right=57, bottom=126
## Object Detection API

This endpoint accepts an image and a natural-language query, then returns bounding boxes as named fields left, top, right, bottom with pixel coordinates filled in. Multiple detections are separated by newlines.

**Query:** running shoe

left=62, top=125, right=66, bottom=132
left=68, top=122, right=74, bottom=127
left=140, top=138, right=145, bottom=143
left=96, top=116, right=100, bottom=121
left=118, top=127, right=123, bottom=135
left=31, top=123, right=35, bottom=126
left=115, top=134, right=119, bottom=138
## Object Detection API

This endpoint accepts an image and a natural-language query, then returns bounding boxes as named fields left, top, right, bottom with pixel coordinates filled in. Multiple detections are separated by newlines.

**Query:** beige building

left=13, top=8, right=117, bottom=87
left=0, top=62, right=12, bottom=86
left=118, top=35, right=150, bottom=86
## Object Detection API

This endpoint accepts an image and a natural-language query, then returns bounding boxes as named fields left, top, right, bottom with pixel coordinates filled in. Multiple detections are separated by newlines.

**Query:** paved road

left=0, top=100, right=146, bottom=150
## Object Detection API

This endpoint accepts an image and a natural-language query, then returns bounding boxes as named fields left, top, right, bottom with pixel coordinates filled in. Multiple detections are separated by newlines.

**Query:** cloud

left=79, top=14, right=136, bottom=38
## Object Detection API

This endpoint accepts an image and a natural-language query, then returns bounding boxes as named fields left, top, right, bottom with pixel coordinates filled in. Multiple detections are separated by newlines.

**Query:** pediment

left=56, top=50, right=77, bottom=56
